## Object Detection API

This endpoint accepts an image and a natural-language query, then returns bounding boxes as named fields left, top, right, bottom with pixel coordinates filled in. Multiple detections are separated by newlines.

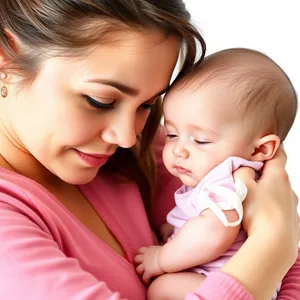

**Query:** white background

left=183, top=0, right=300, bottom=212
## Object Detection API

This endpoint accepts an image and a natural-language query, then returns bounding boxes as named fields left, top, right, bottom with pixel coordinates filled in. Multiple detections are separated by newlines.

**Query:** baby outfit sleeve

left=195, top=179, right=247, bottom=227
left=193, top=157, right=263, bottom=228
left=0, top=197, right=127, bottom=300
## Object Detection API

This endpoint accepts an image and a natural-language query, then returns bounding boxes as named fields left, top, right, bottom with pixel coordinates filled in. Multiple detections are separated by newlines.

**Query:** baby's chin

left=176, top=173, right=200, bottom=188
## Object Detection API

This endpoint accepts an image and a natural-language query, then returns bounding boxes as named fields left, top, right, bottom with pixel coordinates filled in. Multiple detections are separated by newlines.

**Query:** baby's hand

left=134, top=246, right=165, bottom=285
left=160, top=223, right=174, bottom=243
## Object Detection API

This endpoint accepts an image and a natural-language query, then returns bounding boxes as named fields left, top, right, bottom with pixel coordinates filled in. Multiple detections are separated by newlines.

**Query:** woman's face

left=4, top=30, right=180, bottom=184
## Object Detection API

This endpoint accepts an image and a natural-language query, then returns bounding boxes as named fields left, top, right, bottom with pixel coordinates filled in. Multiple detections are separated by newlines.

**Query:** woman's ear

left=0, top=47, right=8, bottom=67
left=251, top=134, right=281, bottom=161
left=0, top=29, right=19, bottom=67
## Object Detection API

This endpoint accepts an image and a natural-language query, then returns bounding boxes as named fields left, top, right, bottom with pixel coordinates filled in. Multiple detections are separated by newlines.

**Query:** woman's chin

left=57, top=168, right=99, bottom=185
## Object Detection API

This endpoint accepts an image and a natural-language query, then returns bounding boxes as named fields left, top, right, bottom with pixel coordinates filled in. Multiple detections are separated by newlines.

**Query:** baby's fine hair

left=180, top=48, right=298, bottom=142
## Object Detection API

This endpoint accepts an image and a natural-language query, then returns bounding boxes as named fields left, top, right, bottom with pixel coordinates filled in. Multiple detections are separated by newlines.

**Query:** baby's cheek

left=192, top=161, right=214, bottom=183
left=162, top=145, right=172, bottom=166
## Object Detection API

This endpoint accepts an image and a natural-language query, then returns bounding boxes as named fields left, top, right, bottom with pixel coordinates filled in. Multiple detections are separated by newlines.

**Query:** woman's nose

left=101, top=114, right=137, bottom=149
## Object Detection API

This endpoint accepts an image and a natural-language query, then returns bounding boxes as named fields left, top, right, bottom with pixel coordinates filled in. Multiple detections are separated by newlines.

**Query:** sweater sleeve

left=184, top=249, right=300, bottom=300
left=277, top=248, right=300, bottom=300
left=184, top=271, right=253, bottom=300
left=0, top=199, right=127, bottom=300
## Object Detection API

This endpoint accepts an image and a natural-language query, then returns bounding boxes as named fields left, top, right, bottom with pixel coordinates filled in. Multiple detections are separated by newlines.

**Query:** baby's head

left=162, top=48, right=297, bottom=187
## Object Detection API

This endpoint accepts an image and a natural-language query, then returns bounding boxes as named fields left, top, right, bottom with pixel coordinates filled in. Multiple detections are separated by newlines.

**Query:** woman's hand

left=221, top=146, right=300, bottom=299
left=234, top=146, right=299, bottom=260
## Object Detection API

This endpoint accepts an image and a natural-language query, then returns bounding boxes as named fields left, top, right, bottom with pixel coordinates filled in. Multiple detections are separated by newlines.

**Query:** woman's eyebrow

left=86, top=78, right=169, bottom=98
left=85, top=79, right=139, bottom=96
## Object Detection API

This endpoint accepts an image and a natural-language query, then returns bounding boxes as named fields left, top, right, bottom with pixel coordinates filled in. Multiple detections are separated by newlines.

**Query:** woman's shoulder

left=0, top=167, right=63, bottom=246
left=0, top=167, right=60, bottom=227
left=0, top=166, right=46, bottom=205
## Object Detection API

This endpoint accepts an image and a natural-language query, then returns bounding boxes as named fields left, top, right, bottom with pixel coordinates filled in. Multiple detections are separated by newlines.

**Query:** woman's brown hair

left=0, top=0, right=206, bottom=226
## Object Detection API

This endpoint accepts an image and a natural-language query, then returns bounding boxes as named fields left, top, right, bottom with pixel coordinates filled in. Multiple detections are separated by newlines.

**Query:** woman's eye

left=140, top=103, right=154, bottom=110
left=84, top=96, right=115, bottom=110
left=140, top=96, right=159, bottom=110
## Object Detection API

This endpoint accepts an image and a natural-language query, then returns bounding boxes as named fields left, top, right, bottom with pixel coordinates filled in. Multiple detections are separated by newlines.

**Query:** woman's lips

left=76, top=150, right=111, bottom=167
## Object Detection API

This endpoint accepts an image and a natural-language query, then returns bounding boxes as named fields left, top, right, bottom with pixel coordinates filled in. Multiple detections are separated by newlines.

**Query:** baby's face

left=162, top=82, right=254, bottom=187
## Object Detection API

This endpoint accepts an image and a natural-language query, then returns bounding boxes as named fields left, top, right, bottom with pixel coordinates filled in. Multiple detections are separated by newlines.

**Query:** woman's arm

left=0, top=200, right=126, bottom=300
left=152, top=130, right=299, bottom=299
left=185, top=249, right=300, bottom=300
left=277, top=248, right=300, bottom=299
left=184, top=148, right=299, bottom=300
left=223, top=148, right=299, bottom=300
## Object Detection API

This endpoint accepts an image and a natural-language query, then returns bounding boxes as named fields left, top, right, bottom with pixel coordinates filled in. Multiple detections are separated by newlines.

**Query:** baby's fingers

left=136, top=263, right=144, bottom=276
left=138, top=247, right=147, bottom=254
left=142, top=271, right=152, bottom=286
left=134, top=254, right=143, bottom=265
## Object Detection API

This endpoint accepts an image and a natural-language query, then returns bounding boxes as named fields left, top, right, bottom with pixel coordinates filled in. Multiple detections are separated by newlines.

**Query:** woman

left=0, top=1, right=299, bottom=299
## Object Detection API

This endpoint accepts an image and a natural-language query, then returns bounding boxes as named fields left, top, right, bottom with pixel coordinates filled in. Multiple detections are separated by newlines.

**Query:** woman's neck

left=0, top=126, right=65, bottom=188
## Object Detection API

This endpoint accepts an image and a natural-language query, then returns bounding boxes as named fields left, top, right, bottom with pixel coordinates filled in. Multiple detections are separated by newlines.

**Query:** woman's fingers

left=291, top=191, right=300, bottom=249
left=260, top=146, right=287, bottom=179
left=233, top=166, right=256, bottom=186
left=292, top=191, right=299, bottom=207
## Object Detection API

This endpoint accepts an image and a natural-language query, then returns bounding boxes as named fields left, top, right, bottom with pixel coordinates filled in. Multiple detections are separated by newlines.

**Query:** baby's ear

left=250, top=134, right=280, bottom=161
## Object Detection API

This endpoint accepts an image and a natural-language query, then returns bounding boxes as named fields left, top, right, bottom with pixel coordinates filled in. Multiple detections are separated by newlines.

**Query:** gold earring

left=1, top=72, right=8, bottom=98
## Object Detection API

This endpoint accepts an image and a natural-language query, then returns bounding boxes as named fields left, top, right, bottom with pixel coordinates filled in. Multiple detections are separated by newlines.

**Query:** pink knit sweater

left=0, top=134, right=299, bottom=299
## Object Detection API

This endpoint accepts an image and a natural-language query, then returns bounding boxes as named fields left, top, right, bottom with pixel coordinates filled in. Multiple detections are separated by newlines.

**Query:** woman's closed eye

left=84, top=95, right=158, bottom=111
left=140, top=103, right=154, bottom=110
left=140, top=96, right=160, bottom=110
left=84, top=95, right=115, bottom=110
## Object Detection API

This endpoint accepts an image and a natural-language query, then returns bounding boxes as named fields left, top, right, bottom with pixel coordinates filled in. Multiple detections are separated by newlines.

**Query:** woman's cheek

left=136, top=110, right=151, bottom=134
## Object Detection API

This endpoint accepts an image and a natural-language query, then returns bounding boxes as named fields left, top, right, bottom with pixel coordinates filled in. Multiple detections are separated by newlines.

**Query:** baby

left=134, top=48, right=298, bottom=300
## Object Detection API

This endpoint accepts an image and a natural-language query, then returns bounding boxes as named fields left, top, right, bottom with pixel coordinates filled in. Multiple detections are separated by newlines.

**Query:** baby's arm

left=158, top=209, right=240, bottom=273
left=135, top=209, right=241, bottom=284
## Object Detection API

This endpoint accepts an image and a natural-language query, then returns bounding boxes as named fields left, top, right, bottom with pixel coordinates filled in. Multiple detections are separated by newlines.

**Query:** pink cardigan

left=0, top=134, right=299, bottom=299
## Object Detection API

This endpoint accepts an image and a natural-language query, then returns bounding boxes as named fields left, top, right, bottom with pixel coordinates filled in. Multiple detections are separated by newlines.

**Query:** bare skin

left=147, top=272, right=205, bottom=300
left=0, top=29, right=180, bottom=257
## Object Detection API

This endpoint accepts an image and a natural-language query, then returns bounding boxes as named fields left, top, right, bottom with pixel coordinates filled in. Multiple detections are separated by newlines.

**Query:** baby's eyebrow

left=163, top=119, right=176, bottom=127
left=188, top=124, right=219, bottom=136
